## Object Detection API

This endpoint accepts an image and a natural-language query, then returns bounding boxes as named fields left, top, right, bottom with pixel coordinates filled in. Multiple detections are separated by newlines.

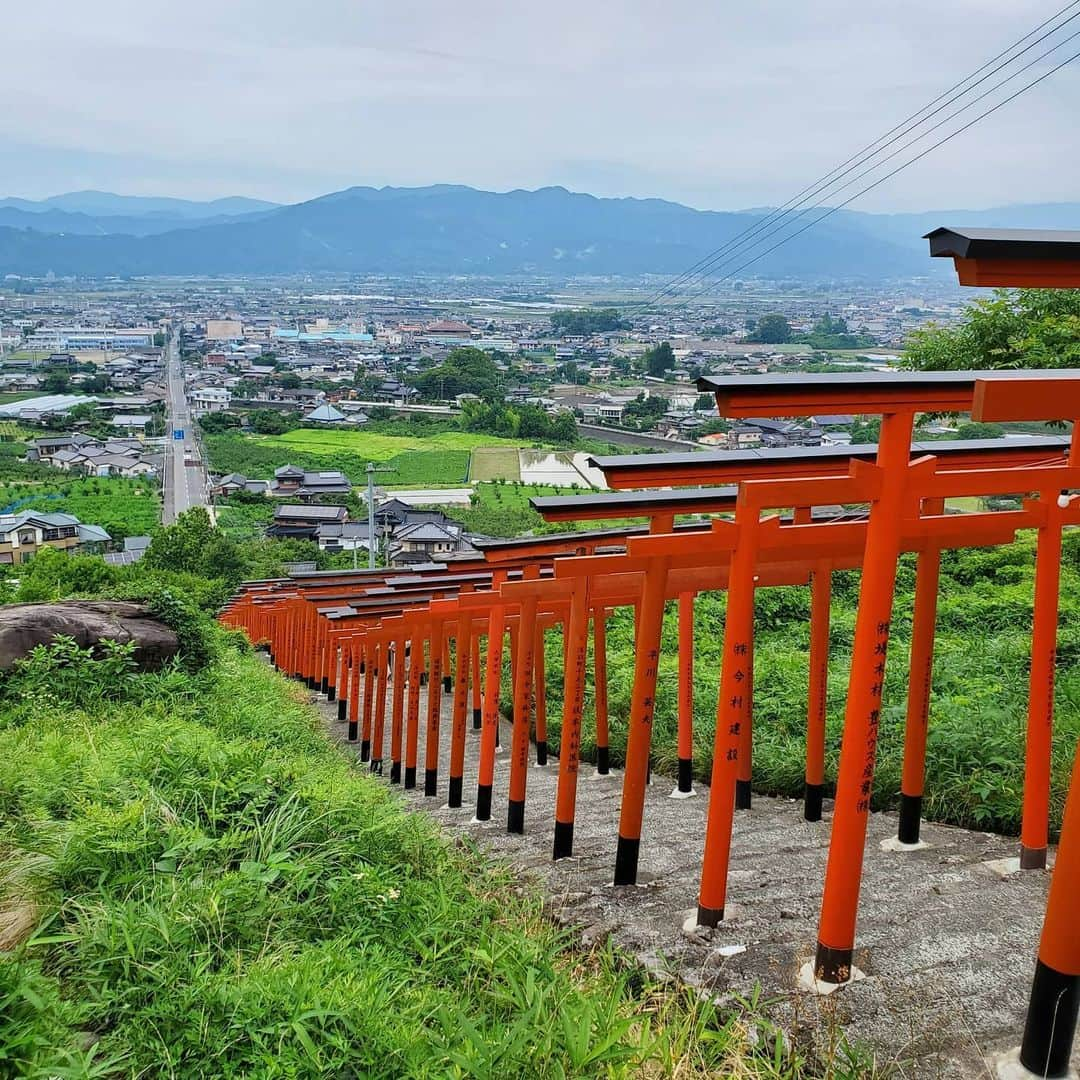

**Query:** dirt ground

left=312, top=678, right=1074, bottom=1079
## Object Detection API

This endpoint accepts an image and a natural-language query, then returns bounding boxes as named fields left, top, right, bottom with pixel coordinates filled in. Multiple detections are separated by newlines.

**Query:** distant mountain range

left=1, top=184, right=1078, bottom=280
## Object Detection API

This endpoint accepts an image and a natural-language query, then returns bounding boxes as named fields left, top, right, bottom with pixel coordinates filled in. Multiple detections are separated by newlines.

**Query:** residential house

left=303, top=403, right=349, bottom=424
left=266, top=504, right=348, bottom=541
left=110, top=414, right=154, bottom=435
left=269, top=465, right=351, bottom=500
left=0, top=511, right=110, bottom=564
left=387, top=520, right=477, bottom=567
left=212, top=473, right=271, bottom=497
left=190, top=387, right=231, bottom=414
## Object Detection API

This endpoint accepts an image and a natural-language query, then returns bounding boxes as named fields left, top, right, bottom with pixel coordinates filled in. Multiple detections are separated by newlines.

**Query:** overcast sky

left=2, top=0, right=1079, bottom=210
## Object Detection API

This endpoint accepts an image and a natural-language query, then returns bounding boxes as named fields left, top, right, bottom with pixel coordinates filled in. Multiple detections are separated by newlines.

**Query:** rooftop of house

left=272, top=504, right=348, bottom=522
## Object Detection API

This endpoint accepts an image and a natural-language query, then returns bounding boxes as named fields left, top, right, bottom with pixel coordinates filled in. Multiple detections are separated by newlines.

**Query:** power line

left=686, top=45, right=1080, bottom=297
left=672, top=24, right=1080, bottom=301
left=632, top=0, right=1080, bottom=311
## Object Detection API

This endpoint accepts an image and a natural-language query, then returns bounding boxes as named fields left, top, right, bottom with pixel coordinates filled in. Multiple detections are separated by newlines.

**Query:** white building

left=24, top=327, right=157, bottom=352
left=190, top=387, right=232, bottom=414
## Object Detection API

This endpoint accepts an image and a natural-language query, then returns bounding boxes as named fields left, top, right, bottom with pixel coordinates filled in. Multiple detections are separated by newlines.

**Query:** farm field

left=0, top=474, right=160, bottom=538
left=265, top=428, right=534, bottom=459
left=469, top=446, right=521, bottom=482
left=206, top=434, right=476, bottom=489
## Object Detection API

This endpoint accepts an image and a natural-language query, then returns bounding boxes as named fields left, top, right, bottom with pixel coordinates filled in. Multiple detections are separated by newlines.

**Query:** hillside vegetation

left=0, top=564, right=869, bottom=1078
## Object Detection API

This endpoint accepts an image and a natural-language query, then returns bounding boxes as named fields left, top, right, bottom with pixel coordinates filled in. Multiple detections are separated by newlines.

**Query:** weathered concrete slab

left=314, top=681, right=1074, bottom=1078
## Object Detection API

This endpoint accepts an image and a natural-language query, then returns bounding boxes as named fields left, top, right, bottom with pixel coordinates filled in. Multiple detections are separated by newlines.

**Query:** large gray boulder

left=0, top=601, right=180, bottom=672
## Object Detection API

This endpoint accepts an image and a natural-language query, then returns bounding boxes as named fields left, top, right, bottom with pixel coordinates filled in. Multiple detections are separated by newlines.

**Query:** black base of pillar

left=696, top=904, right=724, bottom=928
left=419, top=672, right=427, bottom=687
left=424, top=768, right=437, bottom=797
left=814, top=942, right=854, bottom=985
left=360, top=740, right=370, bottom=762
left=536, top=741, right=547, bottom=766
left=553, top=820, right=574, bottom=859
left=898, top=793, right=922, bottom=844
left=475, top=784, right=492, bottom=821
left=1021, top=844, right=1048, bottom=870
left=495, top=724, right=500, bottom=748
left=804, top=782, right=824, bottom=822
left=613, top=834, right=640, bottom=886
left=596, top=746, right=610, bottom=775
left=472, top=708, right=482, bottom=730
left=347, top=720, right=358, bottom=742
left=507, top=798, right=525, bottom=834
left=307, top=676, right=316, bottom=690
left=320, top=677, right=329, bottom=695
left=448, top=776, right=463, bottom=808
left=327, top=685, right=335, bottom=702
left=359, top=661, right=366, bottom=675
left=735, top=779, right=752, bottom=810
left=678, top=757, right=693, bottom=793
left=442, top=675, right=453, bottom=694
left=390, top=762, right=401, bottom=784
left=404, top=766, right=416, bottom=790
left=337, top=699, right=347, bottom=722
left=370, top=758, right=383, bottom=776
left=1020, top=958, right=1080, bottom=1078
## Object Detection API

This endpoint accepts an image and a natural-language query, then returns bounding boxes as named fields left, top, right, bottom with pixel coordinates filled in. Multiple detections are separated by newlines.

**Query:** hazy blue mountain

left=0, top=205, right=277, bottom=237
left=1, top=184, right=1077, bottom=279
left=0, top=190, right=278, bottom=219
left=835, top=203, right=1080, bottom=250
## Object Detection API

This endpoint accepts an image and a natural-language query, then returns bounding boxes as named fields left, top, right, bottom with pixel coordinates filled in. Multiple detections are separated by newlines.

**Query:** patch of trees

left=413, top=347, right=505, bottom=401
left=905, top=288, right=1080, bottom=370
left=797, top=314, right=877, bottom=350
left=198, top=412, right=243, bottom=434
left=621, top=393, right=670, bottom=431
left=549, top=308, right=629, bottom=335
left=745, top=314, right=792, bottom=344
left=459, top=400, right=577, bottom=443
left=643, top=341, right=676, bottom=377
left=248, top=409, right=301, bottom=435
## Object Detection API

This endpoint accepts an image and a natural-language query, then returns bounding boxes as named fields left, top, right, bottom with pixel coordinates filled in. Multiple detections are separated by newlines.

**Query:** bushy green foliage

left=746, top=313, right=792, bottom=344
left=905, top=288, right=1080, bottom=370
left=1, top=635, right=140, bottom=714
left=460, top=400, right=577, bottom=443
left=644, top=341, right=676, bottom=377
left=413, top=346, right=505, bottom=401
left=0, top=643, right=837, bottom=1078
left=549, top=308, right=629, bottom=335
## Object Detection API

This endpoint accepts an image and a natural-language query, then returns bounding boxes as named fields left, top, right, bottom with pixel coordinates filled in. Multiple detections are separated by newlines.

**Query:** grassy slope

left=0, top=639, right=850, bottom=1079
left=538, top=536, right=1080, bottom=836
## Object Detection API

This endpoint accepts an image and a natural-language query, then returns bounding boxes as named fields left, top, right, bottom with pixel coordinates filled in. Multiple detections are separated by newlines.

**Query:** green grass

left=0, top=635, right=859, bottom=1078
left=536, top=535, right=1080, bottom=837
left=205, top=434, right=474, bottom=489
left=215, top=500, right=275, bottom=541
left=0, top=393, right=39, bottom=405
left=266, top=428, right=533, bottom=459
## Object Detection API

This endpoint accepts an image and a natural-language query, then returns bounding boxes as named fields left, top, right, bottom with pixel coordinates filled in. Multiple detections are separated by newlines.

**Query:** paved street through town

left=162, top=335, right=210, bottom=524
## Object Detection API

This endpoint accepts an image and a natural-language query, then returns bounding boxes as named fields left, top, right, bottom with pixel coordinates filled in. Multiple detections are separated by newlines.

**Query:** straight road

left=162, top=336, right=211, bottom=524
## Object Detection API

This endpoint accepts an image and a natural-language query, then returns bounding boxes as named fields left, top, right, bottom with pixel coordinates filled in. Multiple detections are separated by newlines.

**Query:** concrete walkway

left=313, top=678, right=1071, bottom=1078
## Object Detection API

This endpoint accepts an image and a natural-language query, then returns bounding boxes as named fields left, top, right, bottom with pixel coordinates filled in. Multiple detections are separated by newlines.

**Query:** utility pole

left=367, top=462, right=377, bottom=569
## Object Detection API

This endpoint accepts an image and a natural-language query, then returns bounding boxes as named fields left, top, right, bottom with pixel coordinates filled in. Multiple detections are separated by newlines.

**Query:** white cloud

left=1, top=0, right=1077, bottom=209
